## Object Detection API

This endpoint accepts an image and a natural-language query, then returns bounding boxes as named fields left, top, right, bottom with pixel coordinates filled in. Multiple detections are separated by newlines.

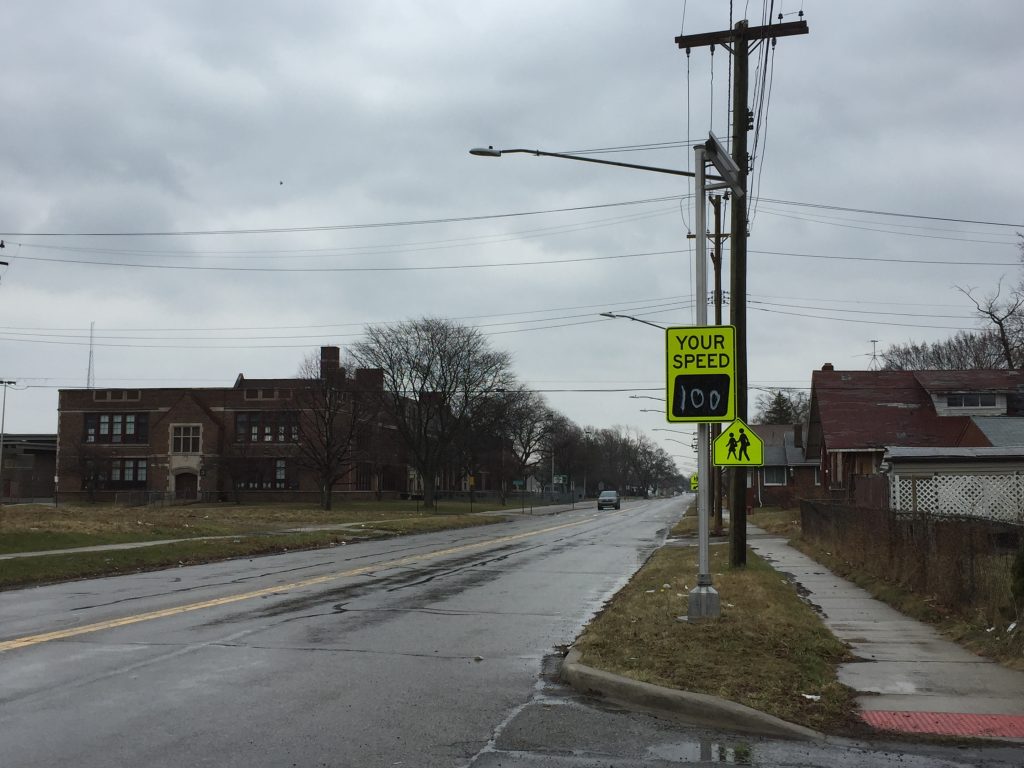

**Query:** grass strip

left=0, top=502, right=518, bottom=552
left=669, top=505, right=799, bottom=540
left=0, top=514, right=505, bottom=591
left=573, top=543, right=861, bottom=734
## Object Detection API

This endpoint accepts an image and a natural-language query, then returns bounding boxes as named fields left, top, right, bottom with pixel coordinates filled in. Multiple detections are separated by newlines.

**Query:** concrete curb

left=560, top=647, right=822, bottom=741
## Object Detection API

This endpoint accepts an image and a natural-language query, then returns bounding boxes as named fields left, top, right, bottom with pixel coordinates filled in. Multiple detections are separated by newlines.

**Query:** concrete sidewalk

left=748, top=525, right=1024, bottom=740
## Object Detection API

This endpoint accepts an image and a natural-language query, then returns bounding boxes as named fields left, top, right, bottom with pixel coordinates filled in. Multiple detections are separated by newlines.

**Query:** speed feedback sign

left=665, top=325, right=736, bottom=422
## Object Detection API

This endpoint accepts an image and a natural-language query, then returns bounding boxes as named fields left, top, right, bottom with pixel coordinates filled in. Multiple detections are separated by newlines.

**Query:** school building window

left=234, top=412, right=299, bottom=443
left=84, top=413, right=148, bottom=444
left=239, top=459, right=296, bottom=490
left=109, top=459, right=148, bottom=487
left=172, top=425, right=201, bottom=453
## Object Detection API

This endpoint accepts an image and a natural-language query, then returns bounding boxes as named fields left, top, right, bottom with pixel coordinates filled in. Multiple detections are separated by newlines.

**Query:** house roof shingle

left=810, top=370, right=978, bottom=451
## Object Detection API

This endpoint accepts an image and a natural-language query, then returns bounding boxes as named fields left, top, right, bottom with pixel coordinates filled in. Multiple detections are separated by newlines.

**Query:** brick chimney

left=821, top=362, right=834, bottom=371
left=793, top=423, right=803, bottom=449
left=320, top=346, right=340, bottom=378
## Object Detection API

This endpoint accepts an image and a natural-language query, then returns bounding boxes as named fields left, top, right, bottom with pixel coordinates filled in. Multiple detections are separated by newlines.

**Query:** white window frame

left=763, top=466, right=787, bottom=486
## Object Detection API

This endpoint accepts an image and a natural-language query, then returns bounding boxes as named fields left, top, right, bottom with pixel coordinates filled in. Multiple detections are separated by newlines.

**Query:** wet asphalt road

left=1, top=497, right=1021, bottom=767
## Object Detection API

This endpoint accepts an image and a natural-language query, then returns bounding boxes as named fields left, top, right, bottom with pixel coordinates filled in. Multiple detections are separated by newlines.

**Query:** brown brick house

left=745, top=423, right=820, bottom=510
left=56, top=347, right=409, bottom=503
left=805, top=365, right=1022, bottom=495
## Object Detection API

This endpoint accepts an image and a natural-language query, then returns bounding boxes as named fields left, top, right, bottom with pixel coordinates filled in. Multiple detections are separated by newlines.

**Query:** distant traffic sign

left=712, top=419, right=764, bottom=466
left=665, top=326, right=736, bottom=422
left=689, top=474, right=699, bottom=491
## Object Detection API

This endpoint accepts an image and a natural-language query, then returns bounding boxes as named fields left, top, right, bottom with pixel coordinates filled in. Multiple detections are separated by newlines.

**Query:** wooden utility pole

left=710, top=194, right=725, bottom=536
left=676, top=18, right=808, bottom=566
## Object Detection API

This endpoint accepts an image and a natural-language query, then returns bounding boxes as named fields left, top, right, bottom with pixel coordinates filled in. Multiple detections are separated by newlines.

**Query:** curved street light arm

left=470, top=146, right=725, bottom=182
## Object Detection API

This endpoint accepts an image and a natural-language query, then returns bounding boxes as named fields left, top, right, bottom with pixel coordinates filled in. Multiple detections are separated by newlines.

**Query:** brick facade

left=56, top=347, right=410, bottom=504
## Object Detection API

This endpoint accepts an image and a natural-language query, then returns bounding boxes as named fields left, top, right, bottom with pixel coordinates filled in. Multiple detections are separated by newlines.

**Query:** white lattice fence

left=890, top=473, right=1024, bottom=524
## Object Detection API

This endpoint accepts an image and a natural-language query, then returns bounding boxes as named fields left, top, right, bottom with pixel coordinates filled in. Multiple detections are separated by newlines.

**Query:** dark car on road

left=597, top=490, right=621, bottom=510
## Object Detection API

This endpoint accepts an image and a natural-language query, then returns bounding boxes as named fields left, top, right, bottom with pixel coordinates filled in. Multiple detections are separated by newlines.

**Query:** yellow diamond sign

left=712, top=419, right=764, bottom=467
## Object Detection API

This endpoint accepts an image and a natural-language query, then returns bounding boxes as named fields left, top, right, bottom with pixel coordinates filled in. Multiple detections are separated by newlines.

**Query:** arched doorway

left=175, top=472, right=198, bottom=500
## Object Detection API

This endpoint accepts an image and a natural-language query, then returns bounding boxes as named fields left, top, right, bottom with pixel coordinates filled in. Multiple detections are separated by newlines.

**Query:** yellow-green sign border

left=712, top=418, right=765, bottom=467
left=665, top=325, right=737, bottom=423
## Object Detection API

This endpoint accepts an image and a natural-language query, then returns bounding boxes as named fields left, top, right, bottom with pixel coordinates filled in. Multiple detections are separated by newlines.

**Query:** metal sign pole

left=687, top=146, right=720, bottom=621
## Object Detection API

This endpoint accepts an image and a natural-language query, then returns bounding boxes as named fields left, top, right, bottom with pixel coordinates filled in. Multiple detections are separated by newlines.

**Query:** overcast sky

left=2, top=1, right=1022, bottom=475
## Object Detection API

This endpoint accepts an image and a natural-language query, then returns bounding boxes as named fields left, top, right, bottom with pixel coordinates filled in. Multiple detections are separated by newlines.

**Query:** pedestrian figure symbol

left=712, top=419, right=764, bottom=467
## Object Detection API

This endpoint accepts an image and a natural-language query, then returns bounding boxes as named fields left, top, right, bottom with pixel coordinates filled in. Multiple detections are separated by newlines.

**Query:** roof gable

left=810, top=369, right=981, bottom=451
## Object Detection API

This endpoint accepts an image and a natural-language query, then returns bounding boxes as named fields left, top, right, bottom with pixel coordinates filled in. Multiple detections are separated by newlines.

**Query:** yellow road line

left=0, top=516, right=594, bottom=653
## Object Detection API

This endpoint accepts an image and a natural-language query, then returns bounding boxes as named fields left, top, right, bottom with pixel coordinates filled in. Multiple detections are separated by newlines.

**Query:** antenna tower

left=868, top=339, right=882, bottom=370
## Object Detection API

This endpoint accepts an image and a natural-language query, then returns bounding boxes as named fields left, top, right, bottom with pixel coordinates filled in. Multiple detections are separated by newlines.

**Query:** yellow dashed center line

left=0, top=516, right=596, bottom=653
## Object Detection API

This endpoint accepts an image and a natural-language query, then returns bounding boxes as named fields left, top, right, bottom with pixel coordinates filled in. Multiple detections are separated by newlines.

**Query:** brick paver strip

left=862, top=711, right=1024, bottom=738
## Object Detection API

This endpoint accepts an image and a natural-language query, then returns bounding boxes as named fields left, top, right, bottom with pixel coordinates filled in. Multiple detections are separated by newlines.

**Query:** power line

left=0, top=195, right=685, bottom=238
left=6, top=206, right=682, bottom=260
left=758, top=198, right=1024, bottom=229
left=6, top=248, right=684, bottom=273
left=3, top=194, right=1019, bottom=240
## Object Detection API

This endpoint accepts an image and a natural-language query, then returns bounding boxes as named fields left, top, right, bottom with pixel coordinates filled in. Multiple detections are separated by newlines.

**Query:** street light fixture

left=469, top=146, right=726, bottom=182
left=599, top=312, right=666, bottom=330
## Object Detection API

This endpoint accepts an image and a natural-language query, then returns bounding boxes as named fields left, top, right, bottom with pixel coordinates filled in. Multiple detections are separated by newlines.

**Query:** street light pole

left=0, top=380, right=16, bottom=502
left=689, top=145, right=720, bottom=621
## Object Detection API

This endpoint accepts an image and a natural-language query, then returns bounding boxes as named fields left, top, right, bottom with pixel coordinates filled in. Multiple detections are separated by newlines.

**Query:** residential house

left=745, top=423, right=820, bottom=509
left=805, top=364, right=1024, bottom=496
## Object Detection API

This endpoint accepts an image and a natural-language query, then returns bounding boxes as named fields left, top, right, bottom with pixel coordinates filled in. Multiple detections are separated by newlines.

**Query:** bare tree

left=882, top=268, right=1024, bottom=372
left=882, top=331, right=1005, bottom=370
left=959, top=283, right=1024, bottom=369
left=293, top=351, right=375, bottom=510
left=350, top=318, right=514, bottom=508
left=502, top=388, right=554, bottom=495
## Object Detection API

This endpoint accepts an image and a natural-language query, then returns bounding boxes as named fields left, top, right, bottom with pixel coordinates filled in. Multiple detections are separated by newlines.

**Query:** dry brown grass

left=748, top=507, right=802, bottom=538
left=574, top=543, right=860, bottom=733
left=0, top=500, right=512, bottom=551
left=0, top=513, right=504, bottom=590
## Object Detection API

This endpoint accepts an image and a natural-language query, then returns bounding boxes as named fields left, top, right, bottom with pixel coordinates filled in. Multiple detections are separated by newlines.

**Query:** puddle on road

left=646, top=739, right=753, bottom=764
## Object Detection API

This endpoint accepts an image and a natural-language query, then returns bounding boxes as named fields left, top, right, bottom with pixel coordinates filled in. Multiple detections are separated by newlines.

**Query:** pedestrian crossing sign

left=712, top=419, right=764, bottom=466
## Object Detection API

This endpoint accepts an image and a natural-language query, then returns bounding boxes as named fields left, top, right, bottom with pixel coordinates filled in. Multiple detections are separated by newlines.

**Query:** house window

left=813, top=467, right=821, bottom=486
left=84, top=413, right=148, bottom=444
left=763, top=467, right=787, bottom=486
left=172, top=425, right=201, bottom=454
left=947, top=393, right=997, bottom=407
